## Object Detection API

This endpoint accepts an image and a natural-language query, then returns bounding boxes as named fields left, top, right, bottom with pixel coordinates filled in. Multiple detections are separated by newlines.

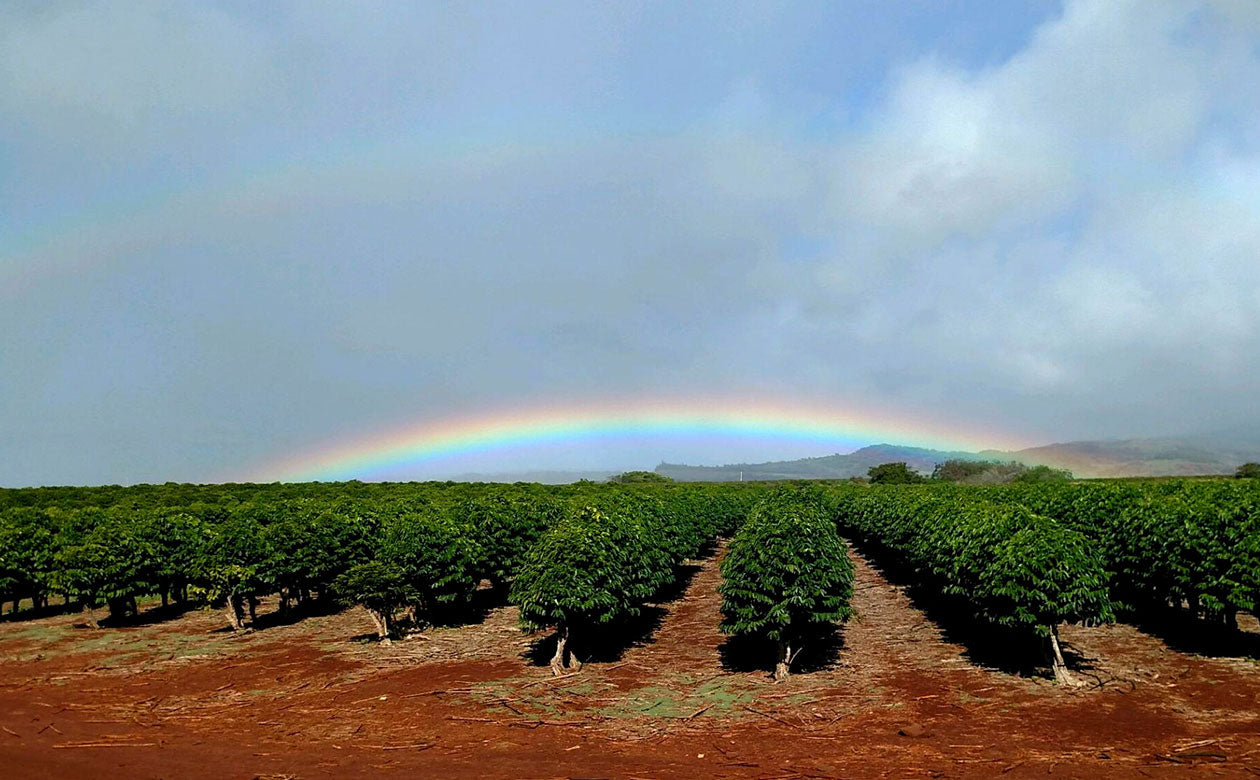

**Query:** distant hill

left=656, top=430, right=1260, bottom=481
left=656, top=444, right=987, bottom=482
left=1004, top=434, right=1260, bottom=478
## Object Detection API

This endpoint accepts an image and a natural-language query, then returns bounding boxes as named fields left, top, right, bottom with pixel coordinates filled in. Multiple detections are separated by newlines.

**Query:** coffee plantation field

left=1, top=477, right=1258, bottom=778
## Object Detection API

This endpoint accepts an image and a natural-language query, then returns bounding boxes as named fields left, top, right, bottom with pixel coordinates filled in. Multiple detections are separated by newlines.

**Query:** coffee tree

left=333, top=561, right=417, bottom=643
left=720, top=489, right=854, bottom=680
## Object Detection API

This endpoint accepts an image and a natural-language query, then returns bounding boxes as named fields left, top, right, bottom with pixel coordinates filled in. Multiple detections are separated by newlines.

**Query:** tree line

left=2, top=476, right=1256, bottom=683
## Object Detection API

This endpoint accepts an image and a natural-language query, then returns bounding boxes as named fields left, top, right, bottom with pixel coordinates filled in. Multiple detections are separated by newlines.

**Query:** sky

left=3, top=0, right=1260, bottom=485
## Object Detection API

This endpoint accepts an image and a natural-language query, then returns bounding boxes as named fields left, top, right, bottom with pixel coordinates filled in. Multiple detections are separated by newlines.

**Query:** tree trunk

left=1048, top=626, right=1079, bottom=687
left=774, top=639, right=791, bottom=682
left=161, top=589, right=169, bottom=608
left=1225, top=607, right=1239, bottom=632
left=566, top=624, right=582, bottom=672
left=225, top=595, right=245, bottom=631
left=550, top=624, right=569, bottom=676
left=368, top=608, right=392, bottom=645
left=108, top=597, right=129, bottom=623
left=81, top=601, right=99, bottom=630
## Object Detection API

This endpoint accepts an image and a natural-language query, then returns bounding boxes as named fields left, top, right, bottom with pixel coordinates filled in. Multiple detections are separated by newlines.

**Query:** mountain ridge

left=654, top=432, right=1260, bottom=481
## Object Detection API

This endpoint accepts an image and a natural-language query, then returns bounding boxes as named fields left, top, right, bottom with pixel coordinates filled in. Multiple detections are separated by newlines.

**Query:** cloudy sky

left=3, top=1, right=1259, bottom=485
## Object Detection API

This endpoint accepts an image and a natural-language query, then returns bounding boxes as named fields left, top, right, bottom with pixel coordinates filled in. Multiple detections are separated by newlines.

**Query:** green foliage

left=452, top=493, right=564, bottom=587
left=981, top=479, right=1260, bottom=625
left=193, top=510, right=271, bottom=604
left=264, top=502, right=379, bottom=601
left=509, top=485, right=744, bottom=639
left=931, top=459, right=996, bottom=482
left=511, top=506, right=643, bottom=631
left=383, top=510, right=481, bottom=613
left=867, top=462, right=926, bottom=484
left=1236, top=462, right=1260, bottom=479
left=333, top=561, right=418, bottom=617
left=52, top=509, right=156, bottom=613
left=609, top=471, right=673, bottom=484
left=931, top=460, right=1070, bottom=484
left=135, top=509, right=204, bottom=602
left=0, top=508, right=57, bottom=607
left=1014, top=465, right=1074, bottom=483
left=834, top=485, right=1113, bottom=636
left=719, top=489, right=854, bottom=643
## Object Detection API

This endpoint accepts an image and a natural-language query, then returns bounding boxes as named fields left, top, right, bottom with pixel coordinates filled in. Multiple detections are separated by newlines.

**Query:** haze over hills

left=654, top=429, right=1260, bottom=482
left=445, top=469, right=621, bottom=484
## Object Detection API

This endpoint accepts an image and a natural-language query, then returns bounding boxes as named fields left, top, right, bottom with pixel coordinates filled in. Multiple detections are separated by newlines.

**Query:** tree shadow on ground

left=1127, top=609, right=1260, bottom=660
left=423, top=586, right=501, bottom=630
left=99, top=600, right=201, bottom=628
left=0, top=600, right=75, bottom=623
left=248, top=596, right=344, bottom=632
left=844, top=537, right=1050, bottom=679
left=651, top=562, right=704, bottom=604
left=516, top=554, right=710, bottom=669
left=522, top=606, right=669, bottom=668
left=693, top=538, right=720, bottom=560
left=717, top=623, right=847, bottom=677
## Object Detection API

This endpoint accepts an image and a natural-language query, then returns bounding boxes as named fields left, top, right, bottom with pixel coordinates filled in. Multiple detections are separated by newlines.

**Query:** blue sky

left=3, top=1, right=1259, bottom=485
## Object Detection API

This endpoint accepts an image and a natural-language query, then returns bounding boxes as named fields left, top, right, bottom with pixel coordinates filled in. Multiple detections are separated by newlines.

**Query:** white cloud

left=3, top=0, right=1260, bottom=482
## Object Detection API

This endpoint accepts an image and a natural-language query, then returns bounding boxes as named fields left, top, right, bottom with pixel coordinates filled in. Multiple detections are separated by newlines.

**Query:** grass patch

left=468, top=672, right=778, bottom=724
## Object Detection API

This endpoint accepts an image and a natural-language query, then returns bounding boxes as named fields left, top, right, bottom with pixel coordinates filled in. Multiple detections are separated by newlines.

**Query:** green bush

left=333, top=561, right=418, bottom=642
left=383, top=510, right=481, bottom=620
left=867, top=462, right=926, bottom=484
left=719, top=489, right=853, bottom=680
left=0, top=508, right=58, bottom=613
left=1236, top=463, right=1260, bottom=479
left=834, top=485, right=1112, bottom=684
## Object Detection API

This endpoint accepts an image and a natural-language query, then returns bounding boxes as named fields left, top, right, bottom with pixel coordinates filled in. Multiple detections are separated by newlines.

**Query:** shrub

left=867, top=462, right=926, bottom=484
left=383, top=510, right=481, bottom=620
left=1236, top=463, right=1260, bottom=479
left=333, top=561, right=417, bottom=643
left=719, top=489, right=854, bottom=680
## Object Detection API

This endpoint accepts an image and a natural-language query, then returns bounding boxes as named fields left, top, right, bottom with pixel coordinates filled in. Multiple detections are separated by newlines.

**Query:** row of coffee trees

left=0, top=481, right=765, bottom=638
left=3, top=477, right=1256, bottom=684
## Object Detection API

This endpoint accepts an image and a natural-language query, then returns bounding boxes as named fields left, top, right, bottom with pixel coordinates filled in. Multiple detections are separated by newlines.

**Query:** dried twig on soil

left=403, top=687, right=475, bottom=698
left=742, top=706, right=797, bottom=729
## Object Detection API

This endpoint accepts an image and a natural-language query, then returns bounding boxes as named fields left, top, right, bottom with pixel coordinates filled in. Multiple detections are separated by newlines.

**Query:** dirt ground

left=1, top=547, right=1258, bottom=779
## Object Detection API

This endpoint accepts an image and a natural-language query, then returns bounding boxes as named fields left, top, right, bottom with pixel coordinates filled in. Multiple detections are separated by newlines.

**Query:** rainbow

left=254, top=397, right=1030, bottom=483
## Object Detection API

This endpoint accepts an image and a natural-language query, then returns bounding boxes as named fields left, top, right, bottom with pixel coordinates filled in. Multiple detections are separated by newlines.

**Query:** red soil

left=1, top=548, right=1257, bottom=779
